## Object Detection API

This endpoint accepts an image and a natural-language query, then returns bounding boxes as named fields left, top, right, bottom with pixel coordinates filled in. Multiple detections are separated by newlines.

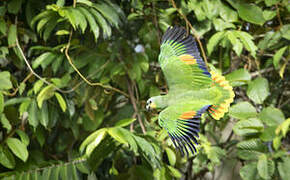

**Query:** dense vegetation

left=0, top=0, right=289, bottom=179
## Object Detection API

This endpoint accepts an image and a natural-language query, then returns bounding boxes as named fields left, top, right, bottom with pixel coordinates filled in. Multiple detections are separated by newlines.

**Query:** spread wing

left=159, top=103, right=211, bottom=156
left=158, top=26, right=212, bottom=91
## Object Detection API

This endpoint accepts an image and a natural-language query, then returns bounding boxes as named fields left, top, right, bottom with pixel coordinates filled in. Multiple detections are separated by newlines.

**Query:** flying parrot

left=146, top=26, right=235, bottom=156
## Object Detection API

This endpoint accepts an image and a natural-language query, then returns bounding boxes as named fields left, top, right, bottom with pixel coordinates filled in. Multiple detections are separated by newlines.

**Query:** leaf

left=80, top=128, right=107, bottom=155
left=1, top=114, right=12, bottom=132
left=265, top=0, right=279, bottom=6
left=0, top=92, right=3, bottom=113
left=229, top=1, right=265, bottom=25
left=0, top=18, right=7, bottom=35
left=229, top=102, right=257, bottom=119
left=107, top=127, right=137, bottom=152
left=6, top=137, right=29, bottom=162
left=115, top=118, right=136, bottom=127
left=78, top=7, right=100, bottom=41
left=279, top=62, right=287, bottom=78
left=28, top=100, right=39, bottom=128
left=54, top=92, right=67, bottom=112
left=0, top=145, right=15, bottom=169
left=89, top=8, right=111, bottom=38
left=213, top=18, right=235, bottom=31
left=278, top=157, right=290, bottom=180
left=7, top=0, right=23, bottom=14
left=15, top=130, right=30, bottom=146
left=36, top=85, right=55, bottom=108
left=263, top=10, right=276, bottom=21
left=280, top=24, right=290, bottom=40
left=40, top=101, right=49, bottom=128
left=93, top=2, right=120, bottom=28
left=225, top=68, right=251, bottom=86
left=165, top=148, right=176, bottom=166
left=273, top=46, right=288, bottom=69
left=218, top=1, right=238, bottom=22
left=276, top=118, right=290, bottom=137
left=8, top=24, right=17, bottom=47
left=0, top=71, right=13, bottom=90
left=227, top=31, right=243, bottom=56
left=207, top=31, right=225, bottom=55
left=259, top=107, right=285, bottom=126
left=32, top=52, right=55, bottom=69
left=33, top=80, right=44, bottom=94
left=240, top=162, right=259, bottom=180
left=260, top=126, right=277, bottom=142
left=55, top=30, right=70, bottom=36
left=167, top=165, right=182, bottom=178
left=257, top=154, right=275, bottom=179
left=233, top=31, right=257, bottom=58
left=233, top=118, right=264, bottom=136
left=247, top=77, right=270, bottom=104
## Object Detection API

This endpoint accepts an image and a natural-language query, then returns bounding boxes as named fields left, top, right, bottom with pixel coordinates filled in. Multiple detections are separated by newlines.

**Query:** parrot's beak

left=146, top=101, right=156, bottom=111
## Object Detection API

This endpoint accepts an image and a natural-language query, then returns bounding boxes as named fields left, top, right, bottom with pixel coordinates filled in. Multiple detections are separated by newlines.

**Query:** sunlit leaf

left=229, top=102, right=257, bottom=119
left=54, top=92, right=67, bottom=112
left=247, top=77, right=270, bottom=104
left=6, top=137, right=28, bottom=162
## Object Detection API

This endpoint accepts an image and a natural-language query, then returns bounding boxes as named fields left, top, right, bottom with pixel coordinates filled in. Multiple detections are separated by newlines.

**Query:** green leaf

left=93, top=2, right=120, bottom=28
left=28, top=100, right=39, bottom=128
left=55, top=30, right=70, bottom=36
left=8, top=25, right=17, bottom=47
left=259, top=107, right=285, bottom=126
left=40, top=102, right=49, bottom=128
left=230, top=1, right=265, bottom=25
left=6, top=137, right=29, bottom=162
left=233, top=118, right=264, bottom=136
left=257, top=154, right=275, bottom=179
left=247, top=77, right=270, bottom=104
left=278, top=157, right=290, bottom=180
left=36, top=85, right=55, bottom=108
left=32, top=52, right=55, bottom=69
left=81, top=128, right=107, bottom=155
left=276, top=118, right=290, bottom=137
left=233, top=31, right=257, bottom=58
left=167, top=165, right=182, bottom=178
left=273, top=46, right=288, bottom=69
left=229, top=102, right=257, bottom=119
left=0, top=145, right=15, bottom=169
left=7, top=0, right=23, bottom=14
left=107, top=127, right=138, bottom=152
left=280, top=24, right=290, bottom=40
left=33, top=80, right=44, bottom=94
left=54, top=92, right=66, bottom=112
left=0, top=18, right=7, bottom=35
left=225, top=68, right=251, bottom=86
left=260, top=126, right=277, bottom=142
left=263, top=10, right=276, bottom=21
left=227, top=31, right=243, bottom=56
left=42, top=167, right=52, bottom=180
left=213, top=18, right=235, bottom=31
left=1, top=114, right=12, bottom=132
left=218, top=2, right=238, bottom=22
left=240, top=162, right=259, bottom=180
left=207, top=31, right=225, bottom=55
left=0, top=71, right=13, bottom=90
left=165, top=148, right=176, bottom=166
left=78, top=7, right=100, bottom=41
left=265, top=0, right=279, bottom=6
left=115, top=118, right=136, bottom=127
left=15, top=130, right=30, bottom=146
left=237, top=139, right=267, bottom=160
left=0, top=92, right=3, bottom=113
left=89, top=8, right=111, bottom=38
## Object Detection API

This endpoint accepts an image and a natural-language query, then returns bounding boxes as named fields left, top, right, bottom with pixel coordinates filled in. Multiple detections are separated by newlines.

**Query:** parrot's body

left=146, top=26, right=235, bottom=156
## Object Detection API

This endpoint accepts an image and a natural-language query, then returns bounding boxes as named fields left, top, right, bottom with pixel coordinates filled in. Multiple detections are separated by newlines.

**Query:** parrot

left=146, top=26, right=235, bottom=156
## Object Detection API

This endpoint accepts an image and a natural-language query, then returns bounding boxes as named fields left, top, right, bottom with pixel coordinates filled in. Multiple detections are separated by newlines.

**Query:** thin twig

left=170, top=0, right=209, bottom=69
left=127, top=79, right=146, bottom=134
left=64, top=31, right=129, bottom=97
left=275, top=4, right=283, bottom=27
left=6, top=72, right=33, bottom=96
left=250, top=67, right=274, bottom=77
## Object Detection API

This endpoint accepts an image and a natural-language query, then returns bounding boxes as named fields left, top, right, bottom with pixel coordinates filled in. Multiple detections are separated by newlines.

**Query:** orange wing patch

left=179, top=111, right=196, bottom=120
left=179, top=54, right=196, bottom=65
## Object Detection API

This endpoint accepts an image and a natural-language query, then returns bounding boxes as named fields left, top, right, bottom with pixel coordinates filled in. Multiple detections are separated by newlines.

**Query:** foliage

left=0, top=0, right=289, bottom=179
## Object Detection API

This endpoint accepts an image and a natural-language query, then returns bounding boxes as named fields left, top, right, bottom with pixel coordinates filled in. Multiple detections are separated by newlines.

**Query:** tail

left=208, top=71, right=235, bottom=120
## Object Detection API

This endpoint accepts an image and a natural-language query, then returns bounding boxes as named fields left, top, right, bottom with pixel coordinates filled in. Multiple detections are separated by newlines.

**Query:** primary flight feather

left=146, top=26, right=235, bottom=156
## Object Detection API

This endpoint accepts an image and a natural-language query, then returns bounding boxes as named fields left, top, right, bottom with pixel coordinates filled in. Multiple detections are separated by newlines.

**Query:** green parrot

left=146, top=26, right=235, bottom=156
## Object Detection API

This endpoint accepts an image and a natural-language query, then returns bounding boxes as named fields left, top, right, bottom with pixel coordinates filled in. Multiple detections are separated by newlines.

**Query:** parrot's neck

left=153, top=95, right=169, bottom=109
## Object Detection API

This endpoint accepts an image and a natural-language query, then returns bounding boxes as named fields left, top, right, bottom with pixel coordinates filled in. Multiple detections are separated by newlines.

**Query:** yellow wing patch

left=209, top=71, right=235, bottom=120
left=179, top=54, right=196, bottom=65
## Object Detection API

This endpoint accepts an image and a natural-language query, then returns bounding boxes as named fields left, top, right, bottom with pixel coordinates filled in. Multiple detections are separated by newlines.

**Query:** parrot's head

left=146, top=96, right=167, bottom=111
left=146, top=97, right=157, bottom=111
